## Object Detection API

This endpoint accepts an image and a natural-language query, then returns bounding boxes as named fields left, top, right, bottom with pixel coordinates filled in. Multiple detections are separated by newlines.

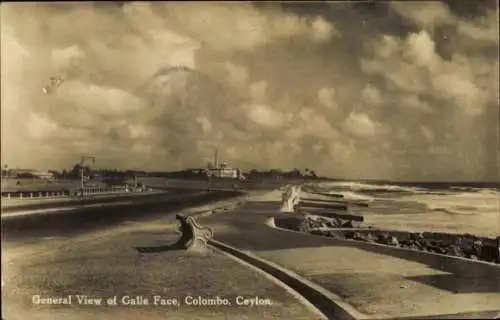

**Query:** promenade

left=2, top=187, right=499, bottom=320
left=1, top=190, right=321, bottom=320
left=198, top=190, right=500, bottom=319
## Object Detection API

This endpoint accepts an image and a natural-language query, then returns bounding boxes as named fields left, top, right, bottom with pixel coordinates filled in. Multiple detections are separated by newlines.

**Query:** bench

left=174, top=213, right=213, bottom=250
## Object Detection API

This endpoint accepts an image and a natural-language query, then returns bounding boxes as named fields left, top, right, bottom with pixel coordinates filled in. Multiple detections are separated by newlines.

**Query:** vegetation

left=2, top=163, right=321, bottom=182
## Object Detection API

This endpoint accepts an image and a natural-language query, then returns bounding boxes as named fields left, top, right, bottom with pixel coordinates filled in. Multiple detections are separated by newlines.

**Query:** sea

left=309, top=181, right=500, bottom=238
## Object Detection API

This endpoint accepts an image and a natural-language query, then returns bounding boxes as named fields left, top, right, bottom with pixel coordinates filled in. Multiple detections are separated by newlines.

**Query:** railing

left=1, top=190, right=70, bottom=200
left=1, top=185, right=153, bottom=200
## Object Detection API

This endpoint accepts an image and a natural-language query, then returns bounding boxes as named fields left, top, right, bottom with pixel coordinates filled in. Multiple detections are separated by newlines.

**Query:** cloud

left=222, top=62, right=249, bottom=89
left=249, top=81, right=268, bottom=102
left=361, top=15, right=496, bottom=120
left=51, top=45, right=86, bottom=70
left=458, top=22, right=498, bottom=42
left=403, top=31, right=439, bottom=67
left=195, top=117, right=212, bottom=134
left=431, top=73, right=487, bottom=116
left=361, top=84, right=384, bottom=107
left=291, top=108, right=339, bottom=140
left=420, top=125, right=435, bottom=142
left=342, top=112, right=381, bottom=138
left=429, top=145, right=450, bottom=155
left=1, top=2, right=498, bottom=180
left=390, top=2, right=454, bottom=29
left=397, top=94, right=434, bottom=113
left=317, top=87, right=338, bottom=109
left=246, top=103, right=284, bottom=129
left=156, top=3, right=339, bottom=53
left=311, top=16, right=337, bottom=43
left=58, top=82, right=146, bottom=116
left=27, top=113, right=59, bottom=139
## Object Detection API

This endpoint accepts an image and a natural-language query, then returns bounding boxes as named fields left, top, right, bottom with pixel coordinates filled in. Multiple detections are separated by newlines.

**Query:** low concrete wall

left=337, top=234, right=500, bottom=277
left=272, top=217, right=500, bottom=277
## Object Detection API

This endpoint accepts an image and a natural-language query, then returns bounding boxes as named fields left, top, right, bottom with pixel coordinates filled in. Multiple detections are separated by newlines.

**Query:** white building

left=208, top=167, right=238, bottom=179
left=207, top=162, right=242, bottom=179
left=32, top=171, right=55, bottom=180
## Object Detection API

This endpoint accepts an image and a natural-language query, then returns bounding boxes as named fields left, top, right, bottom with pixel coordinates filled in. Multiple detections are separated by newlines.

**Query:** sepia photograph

left=1, top=1, right=499, bottom=319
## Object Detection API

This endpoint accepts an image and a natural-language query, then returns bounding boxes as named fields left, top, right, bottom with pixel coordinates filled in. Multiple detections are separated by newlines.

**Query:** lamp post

left=2, top=164, right=7, bottom=190
left=79, top=155, right=96, bottom=197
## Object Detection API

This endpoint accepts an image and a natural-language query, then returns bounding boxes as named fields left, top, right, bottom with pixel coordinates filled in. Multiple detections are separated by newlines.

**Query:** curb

left=208, top=239, right=368, bottom=320
left=211, top=244, right=328, bottom=320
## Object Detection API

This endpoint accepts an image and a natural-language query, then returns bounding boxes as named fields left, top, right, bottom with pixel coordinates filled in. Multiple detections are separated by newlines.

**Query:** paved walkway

left=198, top=191, right=500, bottom=319
left=2, top=194, right=321, bottom=320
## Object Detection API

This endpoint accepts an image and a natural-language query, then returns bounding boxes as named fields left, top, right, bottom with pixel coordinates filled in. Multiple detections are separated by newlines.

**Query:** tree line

left=2, top=163, right=320, bottom=181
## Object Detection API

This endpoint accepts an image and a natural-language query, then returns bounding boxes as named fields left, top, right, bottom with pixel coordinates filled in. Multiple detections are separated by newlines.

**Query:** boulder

left=388, top=236, right=400, bottom=247
left=345, top=231, right=355, bottom=239
left=311, top=229, right=327, bottom=236
left=376, top=233, right=390, bottom=245
left=353, top=232, right=367, bottom=241
left=479, top=243, right=499, bottom=263
left=326, top=230, right=341, bottom=239
left=448, top=244, right=464, bottom=257
left=341, top=220, right=354, bottom=228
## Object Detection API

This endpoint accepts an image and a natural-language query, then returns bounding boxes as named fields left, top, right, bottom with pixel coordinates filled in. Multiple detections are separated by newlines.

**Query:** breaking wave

left=414, top=190, right=499, bottom=216
left=337, top=191, right=375, bottom=201
left=311, top=181, right=499, bottom=216
left=314, top=181, right=427, bottom=193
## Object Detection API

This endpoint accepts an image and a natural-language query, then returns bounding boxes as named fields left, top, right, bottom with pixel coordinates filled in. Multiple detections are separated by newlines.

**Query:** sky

left=1, top=1, right=499, bottom=181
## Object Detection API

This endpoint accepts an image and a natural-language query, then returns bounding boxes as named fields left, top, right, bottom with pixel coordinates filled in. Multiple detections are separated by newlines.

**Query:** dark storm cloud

left=1, top=1, right=498, bottom=180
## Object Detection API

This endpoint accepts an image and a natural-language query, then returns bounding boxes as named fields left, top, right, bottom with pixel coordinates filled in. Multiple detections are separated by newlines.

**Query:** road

left=1, top=189, right=244, bottom=244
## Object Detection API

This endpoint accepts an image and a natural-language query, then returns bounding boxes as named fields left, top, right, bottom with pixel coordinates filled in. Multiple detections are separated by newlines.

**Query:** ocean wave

left=454, top=188, right=499, bottom=197
left=305, top=183, right=376, bottom=201
left=314, top=181, right=499, bottom=197
left=315, top=181, right=426, bottom=193
left=416, top=188, right=499, bottom=197
left=337, top=191, right=374, bottom=201
left=449, top=186, right=480, bottom=192
left=310, top=181, right=499, bottom=217
left=431, top=207, right=477, bottom=215
left=408, top=191, right=499, bottom=216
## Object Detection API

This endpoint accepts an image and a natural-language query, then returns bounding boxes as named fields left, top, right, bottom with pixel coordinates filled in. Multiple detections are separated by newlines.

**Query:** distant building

left=204, top=150, right=245, bottom=180
left=208, top=167, right=238, bottom=179
left=8, top=169, right=36, bottom=178
left=7, top=169, right=55, bottom=180
left=207, top=163, right=243, bottom=179
left=32, top=171, right=55, bottom=180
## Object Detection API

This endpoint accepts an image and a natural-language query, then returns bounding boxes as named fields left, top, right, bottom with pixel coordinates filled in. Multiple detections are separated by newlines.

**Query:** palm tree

left=309, top=170, right=317, bottom=179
